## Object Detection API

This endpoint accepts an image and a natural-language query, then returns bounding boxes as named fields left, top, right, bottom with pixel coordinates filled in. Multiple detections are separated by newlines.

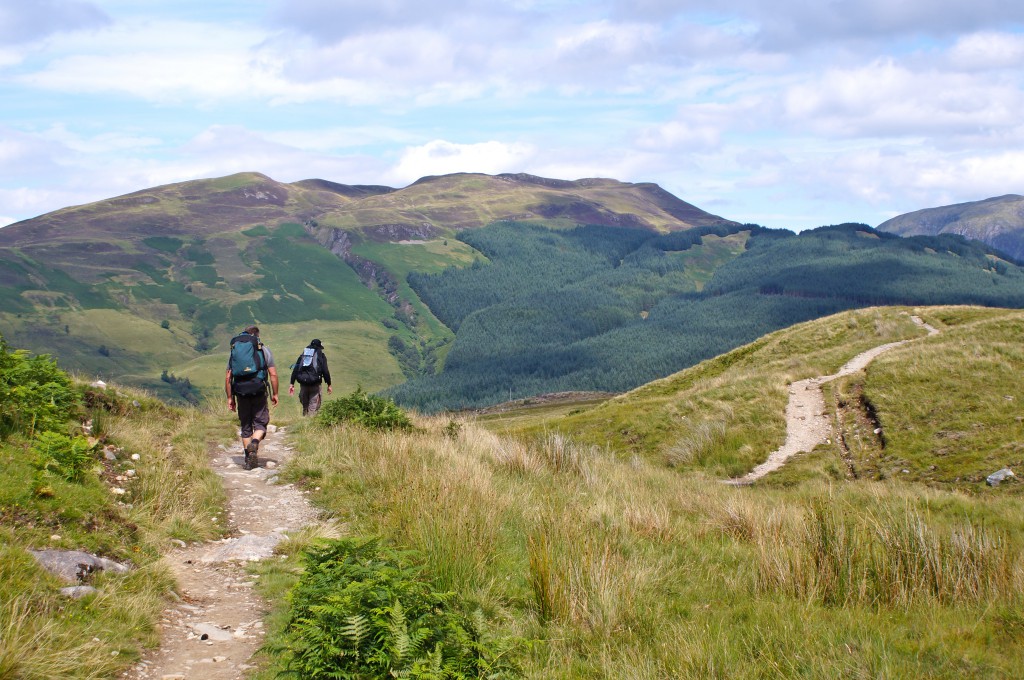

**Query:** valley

left=2, top=173, right=1023, bottom=413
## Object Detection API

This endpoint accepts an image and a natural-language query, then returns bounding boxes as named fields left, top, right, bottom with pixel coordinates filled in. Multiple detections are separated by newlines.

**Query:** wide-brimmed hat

left=309, top=339, right=324, bottom=349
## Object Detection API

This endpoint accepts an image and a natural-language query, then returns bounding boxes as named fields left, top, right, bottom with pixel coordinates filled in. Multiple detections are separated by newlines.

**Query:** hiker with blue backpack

left=225, top=325, right=279, bottom=469
left=288, top=338, right=332, bottom=416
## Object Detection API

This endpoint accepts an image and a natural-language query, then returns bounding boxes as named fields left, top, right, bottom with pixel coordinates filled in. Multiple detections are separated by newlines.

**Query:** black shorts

left=236, top=392, right=269, bottom=438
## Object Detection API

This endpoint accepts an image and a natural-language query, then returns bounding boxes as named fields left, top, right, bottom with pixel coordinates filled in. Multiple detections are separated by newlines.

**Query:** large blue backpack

left=229, top=332, right=266, bottom=396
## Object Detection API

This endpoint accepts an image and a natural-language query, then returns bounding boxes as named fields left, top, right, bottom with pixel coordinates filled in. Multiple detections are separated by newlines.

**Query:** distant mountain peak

left=878, top=194, right=1024, bottom=262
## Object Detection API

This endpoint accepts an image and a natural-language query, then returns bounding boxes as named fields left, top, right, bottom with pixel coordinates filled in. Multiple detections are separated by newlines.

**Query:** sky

left=1, top=0, right=1023, bottom=231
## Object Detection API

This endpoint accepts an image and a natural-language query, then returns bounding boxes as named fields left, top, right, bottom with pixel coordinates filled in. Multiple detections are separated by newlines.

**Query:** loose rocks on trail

left=123, top=429, right=318, bottom=680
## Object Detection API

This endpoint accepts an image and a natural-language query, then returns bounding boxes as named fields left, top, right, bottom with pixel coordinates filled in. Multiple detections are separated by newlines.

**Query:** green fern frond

left=388, top=600, right=411, bottom=662
left=341, top=614, right=369, bottom=654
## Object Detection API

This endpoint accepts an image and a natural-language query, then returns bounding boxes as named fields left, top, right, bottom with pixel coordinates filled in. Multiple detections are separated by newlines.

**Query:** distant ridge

left=0, top=170, right=736, bottom=250
left=877, top=194, right=1024, bottom=262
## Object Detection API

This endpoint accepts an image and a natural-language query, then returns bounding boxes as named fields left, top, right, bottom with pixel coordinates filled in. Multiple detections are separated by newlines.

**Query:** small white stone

left=111, top=487, right=126, bottom=495
left=50, top=534, right=61, bottom=541
left=131, top=453, right=141, bottom=461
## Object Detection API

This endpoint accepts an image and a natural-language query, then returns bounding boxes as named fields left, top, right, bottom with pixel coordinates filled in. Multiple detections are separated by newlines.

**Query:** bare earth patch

left=122, top=428, right=316, bottom=680
left=726, top=315, right=939, bottom=485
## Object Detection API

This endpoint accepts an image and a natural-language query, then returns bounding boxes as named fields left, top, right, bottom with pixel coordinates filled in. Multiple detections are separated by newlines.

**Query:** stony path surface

left=726, top=316, right=939, bottom=485
left=123, top=427, right=317, bottom=680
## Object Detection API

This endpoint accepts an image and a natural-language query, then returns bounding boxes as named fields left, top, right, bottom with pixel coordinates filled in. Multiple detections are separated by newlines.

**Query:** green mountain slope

left=282, top=306, right=1024, bottom=677
left=0, top=171, right=733, bottom=400
left=309, top=172, right=734, bottom=235
left=488, top=305, right=1024, bottom=492
left=877, top=194, right=1024, bottom=262
left=392, top=223, right=1024, bottom=411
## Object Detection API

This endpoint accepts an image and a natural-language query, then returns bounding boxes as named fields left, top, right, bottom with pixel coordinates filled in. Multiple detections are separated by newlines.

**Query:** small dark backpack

left=229, top=332, right=266, bottom=396
left=294, top=347, right=320, bottom=385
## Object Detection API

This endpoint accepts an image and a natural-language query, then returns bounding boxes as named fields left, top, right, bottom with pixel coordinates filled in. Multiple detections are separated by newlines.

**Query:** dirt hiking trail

left=726, top=315, right=939, bottom=485
left=123, top=428, right=317, bottom=680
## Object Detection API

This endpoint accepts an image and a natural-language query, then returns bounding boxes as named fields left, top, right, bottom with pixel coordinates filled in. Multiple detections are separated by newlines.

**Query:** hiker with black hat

left=288, top=338, right=332, bottom=416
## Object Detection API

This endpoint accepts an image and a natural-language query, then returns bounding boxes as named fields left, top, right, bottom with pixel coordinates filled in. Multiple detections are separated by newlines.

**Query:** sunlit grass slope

left=490, top=307, right=925, bottom=476
left=0, top=220, right=461, bottom=401
left=273, top=385, right=1024, bottom=678
left=485, top=304, right=1024, bottom=494
left=829, top=305, right=1024, bottom=490
left=1, top=373, right=231, bottom=678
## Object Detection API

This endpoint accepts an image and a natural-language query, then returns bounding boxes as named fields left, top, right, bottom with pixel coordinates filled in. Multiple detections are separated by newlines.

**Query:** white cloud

left=781, top=59, right=1024, bottom=137
left=0, top=127, right=68, bottom=180
left=611, top=0, right=1024, bottom=50
left=275, top=28, right=460, bottom=86
left=38, top=125, right=162, bottom=154
left=949, top=31, right=1024, bottom=70
left=269, top=0, right=523, bottom=41
left=265, top=126, right=420, bottom=152
left=389, top=140, right=537, bottom=184
left=635, top=120, right=720, bottom=152
left=0, top=0, right=109, bottom=45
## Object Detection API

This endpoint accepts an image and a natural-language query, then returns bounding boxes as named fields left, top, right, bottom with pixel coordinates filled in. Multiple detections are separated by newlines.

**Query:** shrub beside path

left=726, top=315, right=939, bottom=485
left=122, top=428, right=317, bottom=680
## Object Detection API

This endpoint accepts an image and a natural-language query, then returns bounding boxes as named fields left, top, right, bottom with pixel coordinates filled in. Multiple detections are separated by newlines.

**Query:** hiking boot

left=245, top=439, right=260, bottom=469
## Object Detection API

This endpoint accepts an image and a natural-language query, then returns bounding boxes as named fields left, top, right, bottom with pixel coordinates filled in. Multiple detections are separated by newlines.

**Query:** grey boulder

left=29, top=549, right=131, bottom=583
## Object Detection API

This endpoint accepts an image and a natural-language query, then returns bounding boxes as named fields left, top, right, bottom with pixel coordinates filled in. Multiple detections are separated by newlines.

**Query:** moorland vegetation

left=3, top=172, right=1024, bottom=418
left=0, top=333, right=231, bottom=677
left=3, top=304, right=1024, bottom=678
left=250, top=305, right=1024, bottom=678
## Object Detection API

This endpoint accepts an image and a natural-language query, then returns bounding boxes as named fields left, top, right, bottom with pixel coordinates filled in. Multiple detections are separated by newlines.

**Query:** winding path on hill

left=122, top=428, right=317, bottom=680
left=725, top=315, right=939, bottom=486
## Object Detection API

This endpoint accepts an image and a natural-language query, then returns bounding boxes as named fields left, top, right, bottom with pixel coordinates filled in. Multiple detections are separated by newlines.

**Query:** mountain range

left=0, top=171, right=1021, bottom=407
left=877, top=194, right=1024, bottom=261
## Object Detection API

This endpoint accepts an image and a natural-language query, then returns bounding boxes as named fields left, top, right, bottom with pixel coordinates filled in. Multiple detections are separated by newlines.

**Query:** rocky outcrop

left=363, top=223, right=440, bottom=242
left=305, top=222, right=402, bottom=305
left=29, top=549, right=131, bottom=583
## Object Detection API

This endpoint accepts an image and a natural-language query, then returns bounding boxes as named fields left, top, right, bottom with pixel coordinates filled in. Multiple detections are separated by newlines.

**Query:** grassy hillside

left=0, top=335, right=232, bottom=677
left=0, top=171, right=734, bottom=402
left=8, top=307, right=1024, bottom=678
left=878, top=193, right=1024, bottom=262
left=310, top=172, right=734, bottom=235
left=258, top=305, right=1024, bottom=678
left=0, top=220, right=449, bottom=401
left=391, top=222, right=1024, bottom=411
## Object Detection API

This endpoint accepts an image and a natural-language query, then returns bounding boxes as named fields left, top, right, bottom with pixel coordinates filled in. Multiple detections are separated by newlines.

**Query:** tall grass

left=1, top=383, right=229, bottom=678
left=756, top=502, right=1022, bottom=608
left=0, top=596, right=126, bottom=679
left=274, top=381, right=1024, bottom=677
left=107, top=404, right=226, bottom=544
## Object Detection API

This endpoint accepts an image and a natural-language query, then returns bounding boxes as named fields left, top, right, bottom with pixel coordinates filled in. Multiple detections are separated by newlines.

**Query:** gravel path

left=122, top=427, right=317, bottom=680
left=725, top=316, right=938, bottom=485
